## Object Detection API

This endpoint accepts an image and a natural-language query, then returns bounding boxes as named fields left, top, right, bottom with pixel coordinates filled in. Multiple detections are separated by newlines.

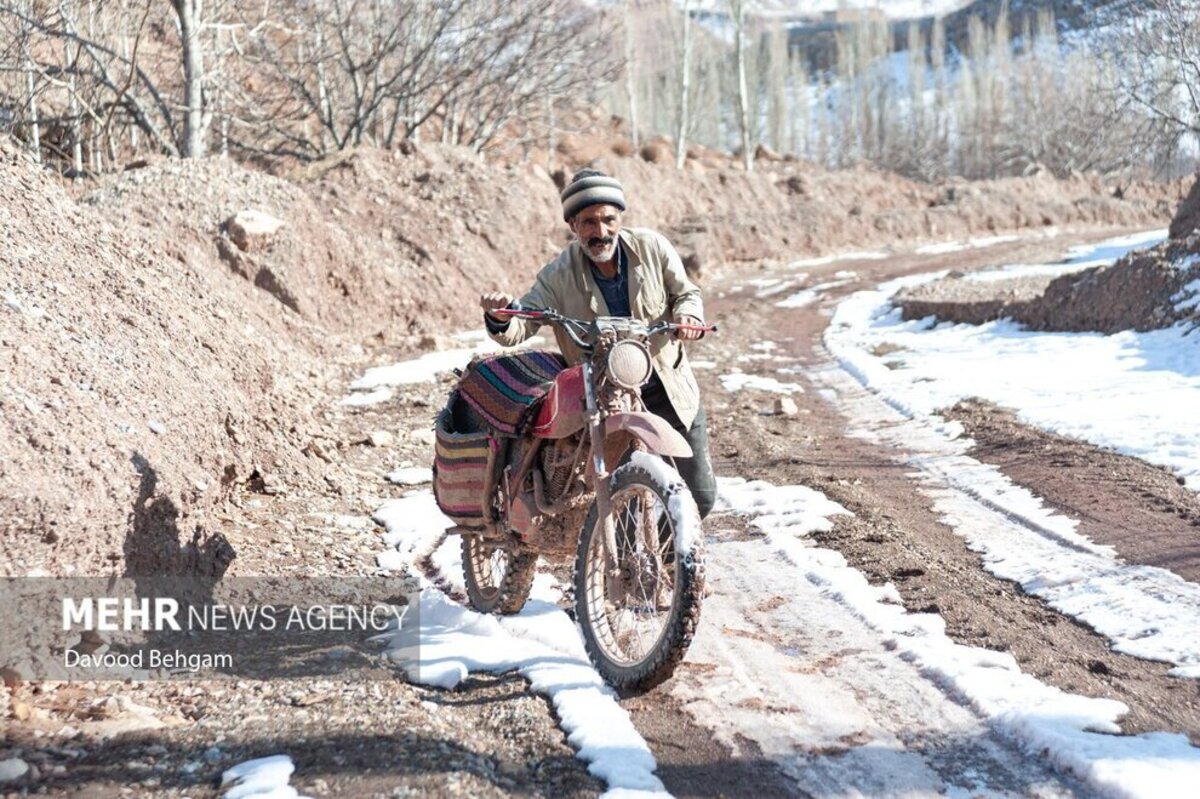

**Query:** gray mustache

left=588, top=237, right=614, bottom=248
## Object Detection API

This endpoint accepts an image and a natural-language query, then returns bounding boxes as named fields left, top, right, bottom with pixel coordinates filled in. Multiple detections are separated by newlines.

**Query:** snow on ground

left=734, top=277, right=805, bottom=299
left=813, top=230, right=1200, bottom=677
left=720, top=371, right=803, bottom=394
left=386, top=466, right=431, bottom=486
left=775, top=278, right=856, bottom=309
left=350, top=346, right=493, bottom=390
left=787, top=251, right=887, bottom=270
left=221, top=755, right=308, bottom=799
left=1176, top=278, right=1200, bottom=313
left=338, top=387, right=393, bottom=407
left=700, top=476, right=1200, bottom=798
left=915, top=234, right=1020, bottom=255
left=1063, top=230, right=1168, bottom=265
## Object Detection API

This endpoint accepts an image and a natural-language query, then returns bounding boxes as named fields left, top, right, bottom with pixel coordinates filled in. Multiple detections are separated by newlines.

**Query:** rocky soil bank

left=897, top=177, right=1200, bottom=333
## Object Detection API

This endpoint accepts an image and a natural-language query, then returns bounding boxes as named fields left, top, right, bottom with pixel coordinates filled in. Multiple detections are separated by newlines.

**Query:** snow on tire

left=574, top=454, right=705, bottom=693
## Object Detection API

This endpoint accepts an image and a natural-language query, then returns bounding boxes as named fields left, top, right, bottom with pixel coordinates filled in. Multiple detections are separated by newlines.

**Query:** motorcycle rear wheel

left=461, top=535, right=537, bottom=615
left=574, top=457, right=705, bottom=692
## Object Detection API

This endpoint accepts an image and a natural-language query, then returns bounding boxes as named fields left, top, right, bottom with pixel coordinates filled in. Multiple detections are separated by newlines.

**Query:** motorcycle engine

left=540, top=436, right=579, bottom=504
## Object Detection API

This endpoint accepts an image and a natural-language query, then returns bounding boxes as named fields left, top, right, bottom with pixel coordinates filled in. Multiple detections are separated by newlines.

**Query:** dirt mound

left=1, top=149, right=333, bottom=577
left=1170, top=174, right=1200, bottom=240
left=290, top=145, right=563, bottom=334
left=898, top=235, right=1200, bottom=333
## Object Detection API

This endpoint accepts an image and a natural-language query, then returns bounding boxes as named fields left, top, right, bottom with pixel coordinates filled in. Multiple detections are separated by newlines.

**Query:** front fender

left=605, top=412, right=692, bottom=458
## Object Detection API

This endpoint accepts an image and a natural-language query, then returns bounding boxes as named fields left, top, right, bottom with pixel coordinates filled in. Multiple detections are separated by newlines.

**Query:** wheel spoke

left=585, top=483, right=678, bottom=666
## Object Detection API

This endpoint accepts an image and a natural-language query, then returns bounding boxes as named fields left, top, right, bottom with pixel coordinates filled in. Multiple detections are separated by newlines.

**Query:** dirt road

left=621, top=232, right=1200, bottom=797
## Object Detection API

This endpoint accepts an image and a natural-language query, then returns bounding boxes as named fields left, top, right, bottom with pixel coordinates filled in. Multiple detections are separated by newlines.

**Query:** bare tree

left=1120, top=0, right=1200, bottom=169
left=763, top=20, right=787, bottom=155
left=171, top=0, right=205, bottom=156
left=624, top=0, right=639, bottom=151
left=729, top=0, right=752, bottom=171
left=233, top=0, right=615, bottom=161
left=674, top=0, right=691, bottom=168
left=1, top=0, right=181, bottom=161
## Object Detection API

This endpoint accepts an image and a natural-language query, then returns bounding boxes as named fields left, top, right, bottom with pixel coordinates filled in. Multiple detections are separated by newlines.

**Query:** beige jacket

left=488, top=227, right=705, bottom=428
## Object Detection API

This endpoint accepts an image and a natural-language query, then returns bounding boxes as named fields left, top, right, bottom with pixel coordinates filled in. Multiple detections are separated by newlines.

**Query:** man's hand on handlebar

left=480, top=292, right=516, bottom=322
left=674, top=314, right=706, bottom=341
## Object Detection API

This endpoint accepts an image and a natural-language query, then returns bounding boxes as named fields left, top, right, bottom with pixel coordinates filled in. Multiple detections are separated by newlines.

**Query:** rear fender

left=605, top=412, right=692, bottom=458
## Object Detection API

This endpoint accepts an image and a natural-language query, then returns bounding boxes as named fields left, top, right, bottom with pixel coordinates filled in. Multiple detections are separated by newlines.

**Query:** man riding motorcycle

left=479, top=169, right=716, bottom=519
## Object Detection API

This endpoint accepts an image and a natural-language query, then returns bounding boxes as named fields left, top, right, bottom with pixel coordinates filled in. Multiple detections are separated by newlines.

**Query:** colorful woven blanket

left=459, top=350, right=568, bottom=436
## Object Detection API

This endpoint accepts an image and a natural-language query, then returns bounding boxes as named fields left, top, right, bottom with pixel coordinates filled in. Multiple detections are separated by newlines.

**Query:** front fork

left=584, top=362, right=622, bottom=580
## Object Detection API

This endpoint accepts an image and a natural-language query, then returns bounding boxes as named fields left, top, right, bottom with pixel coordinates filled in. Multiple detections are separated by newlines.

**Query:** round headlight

left=606, top=340, right=652, bottom=389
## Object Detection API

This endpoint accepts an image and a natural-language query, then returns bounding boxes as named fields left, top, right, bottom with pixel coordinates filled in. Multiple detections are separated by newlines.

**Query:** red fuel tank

left=531, top=364, right=587, bottom=439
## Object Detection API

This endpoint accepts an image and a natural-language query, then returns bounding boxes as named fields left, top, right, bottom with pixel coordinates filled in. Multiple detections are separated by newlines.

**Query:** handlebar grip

left=492, top=307, right=542, bottom=318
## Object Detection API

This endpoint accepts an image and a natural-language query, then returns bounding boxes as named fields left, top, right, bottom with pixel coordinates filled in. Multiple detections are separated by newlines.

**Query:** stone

left=368, top=431, right=395, bottom=448
left=225, top=210, right=284, bottom=253
left=261, top=474, right=287, bottom=496
left=1, top=666, right=23, bottom=688
left=774, top=397, right=799, bottom=417
left=0, top=758, right=30, bottom=782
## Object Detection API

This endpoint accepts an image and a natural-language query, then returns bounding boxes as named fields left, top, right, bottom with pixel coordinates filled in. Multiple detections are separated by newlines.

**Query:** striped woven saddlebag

left=433, top=389, right=493, bottom=528
left=457, top=350, right=567, bottom=436
left=433, top=351, right=568, bottom=528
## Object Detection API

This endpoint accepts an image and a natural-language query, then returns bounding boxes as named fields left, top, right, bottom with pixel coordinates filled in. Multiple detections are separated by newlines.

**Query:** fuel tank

left=531, top=364, right=587, bottom=439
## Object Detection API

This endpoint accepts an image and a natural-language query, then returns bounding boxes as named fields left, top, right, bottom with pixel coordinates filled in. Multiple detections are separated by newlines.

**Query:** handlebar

left=491, top=307, right=593, bottom=351
left=491, top=307, right=718, bottom=349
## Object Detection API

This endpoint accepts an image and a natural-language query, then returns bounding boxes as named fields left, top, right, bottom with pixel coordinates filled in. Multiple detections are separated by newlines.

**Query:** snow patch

left=916, top=235, right=1019, bottom=256
left=787, top=251, right=887, bottom=270
left=719, top=372, right=804, bottom=395
left=338, top=387, right=393, bottom=407
left=387, top=466, right=431, bottom=486
left=350, top=348, right=480, bottom=389
left=1174, top=278, right=1200, bottom=313
left=775, top=278, right=854, bottom=309
left=221, top=755, right=308, bottom=799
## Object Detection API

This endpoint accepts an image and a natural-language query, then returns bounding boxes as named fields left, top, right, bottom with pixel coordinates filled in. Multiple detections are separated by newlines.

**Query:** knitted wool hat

left=561, top=170, right=626, bottom=221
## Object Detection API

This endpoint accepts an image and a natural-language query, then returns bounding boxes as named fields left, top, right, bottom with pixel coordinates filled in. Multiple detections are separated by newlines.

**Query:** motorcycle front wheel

left=574, top=455, right=705, bottom=692
left=461, top=535, right=537, bottom=615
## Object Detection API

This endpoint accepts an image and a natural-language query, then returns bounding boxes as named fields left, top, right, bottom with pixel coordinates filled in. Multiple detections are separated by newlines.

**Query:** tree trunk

left=547, top=90, right=556, bottom=172
left=624, top=0, right=639, bottom=151
left=173, top=0, right=206, bottom=158
left=22, top=0, right=41, bottom=163
left=675, top=0, right=692, bottom=169
left=731, top=0, right=753, bottom=171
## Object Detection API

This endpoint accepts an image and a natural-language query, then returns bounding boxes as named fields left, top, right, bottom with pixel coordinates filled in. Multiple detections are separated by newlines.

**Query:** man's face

left=569, top=204, right=622, bottom=264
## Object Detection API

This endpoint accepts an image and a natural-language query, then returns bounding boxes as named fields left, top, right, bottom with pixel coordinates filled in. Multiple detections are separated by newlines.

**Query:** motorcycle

left=433, top=307, right=716, bottom=691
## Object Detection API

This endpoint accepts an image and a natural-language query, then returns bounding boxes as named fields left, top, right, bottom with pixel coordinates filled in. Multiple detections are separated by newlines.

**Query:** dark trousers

left=641, top=376, right=717, bottom=519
